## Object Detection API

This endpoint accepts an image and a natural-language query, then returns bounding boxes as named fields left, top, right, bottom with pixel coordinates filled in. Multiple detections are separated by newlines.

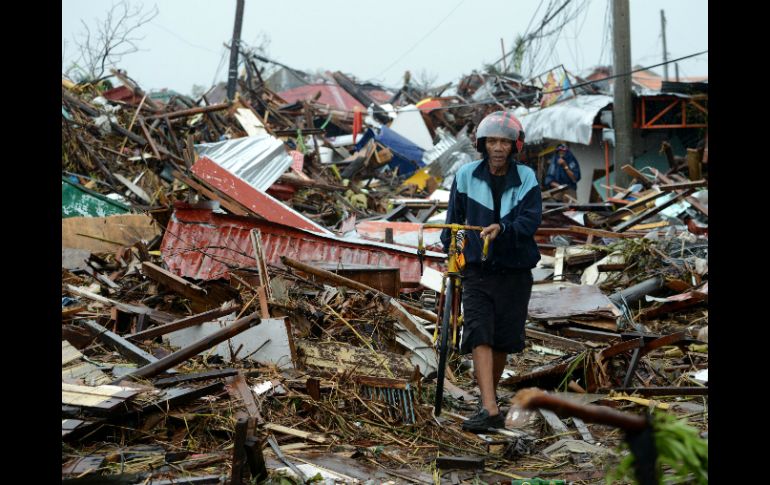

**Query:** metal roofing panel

left=518, top=95, right=613, bottom=145
left=190, top=156, right=332, bottom=235
left=195, top=135, right=292, bottom=191
left=160, top=208, right=445, bottom=284
left=278, top=84, right=364, bottom=111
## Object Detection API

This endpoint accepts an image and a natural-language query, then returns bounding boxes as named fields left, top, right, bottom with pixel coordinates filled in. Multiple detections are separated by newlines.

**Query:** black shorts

left=460, top=265, right=533, bottom=354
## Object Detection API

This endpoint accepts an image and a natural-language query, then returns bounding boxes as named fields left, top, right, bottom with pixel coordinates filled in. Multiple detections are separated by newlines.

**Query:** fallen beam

left=112, top=313, right=260, bottom=384
left=659, top=180, right=707, bottom=191
left=141, top=262, right=208, bottom=303
left=128, top=304, right=240, bottom=342
left=153, top=368, right=239, bottom=387
left=613, top=188, right=695, bottom=232
left=145, top=103, right=231, bottom=120
left=81, top=320, right=159, bottom=366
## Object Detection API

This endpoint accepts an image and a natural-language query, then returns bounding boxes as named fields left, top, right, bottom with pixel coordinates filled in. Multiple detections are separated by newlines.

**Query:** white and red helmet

left=475, top=110, right=525, bottom=154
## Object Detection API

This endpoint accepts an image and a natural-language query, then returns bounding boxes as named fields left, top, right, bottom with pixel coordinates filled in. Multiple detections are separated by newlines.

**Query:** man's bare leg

left=472, top=344, right=499, bottom=416
left=492, top=350, right=507, bottom=391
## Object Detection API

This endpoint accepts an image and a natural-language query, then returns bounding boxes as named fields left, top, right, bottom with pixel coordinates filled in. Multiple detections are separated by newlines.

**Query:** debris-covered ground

left=62, top=62, right=707, bottom=484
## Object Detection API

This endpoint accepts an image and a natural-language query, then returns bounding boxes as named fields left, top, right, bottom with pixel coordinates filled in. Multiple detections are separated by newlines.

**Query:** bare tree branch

left=67, top=0, right=159, bottom=82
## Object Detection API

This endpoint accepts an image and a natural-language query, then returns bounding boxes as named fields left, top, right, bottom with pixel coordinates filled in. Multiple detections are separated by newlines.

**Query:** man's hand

left=558, top=157, right=567, bottom=168
left=480, top=223, right=501, bottom=241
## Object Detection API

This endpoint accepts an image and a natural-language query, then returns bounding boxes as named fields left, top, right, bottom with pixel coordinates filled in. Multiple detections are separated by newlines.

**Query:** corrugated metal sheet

left=278, top=84, right=364, bottom=111
left=190, top=156, right=331, bottom=235
left=195, top=135, right=292, bottom=191
left=160, top=207, right=445, bottom=284
left=518, top=95, right=613, bottom=145
left=62, top=177, right=130, bottom=218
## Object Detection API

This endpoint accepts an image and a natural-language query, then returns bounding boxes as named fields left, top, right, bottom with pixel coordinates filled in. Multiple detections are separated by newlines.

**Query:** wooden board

left=62, top=340, right=83, bottom=366
left=62, top=214, right=161, bottom=253
left=296, top=339, right=415, bottom=379
left=63, top=362, right=111, bottom=385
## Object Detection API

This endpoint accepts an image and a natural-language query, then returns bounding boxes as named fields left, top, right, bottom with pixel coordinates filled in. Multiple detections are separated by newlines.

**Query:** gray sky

left=62, top=0, right=708, bottom=95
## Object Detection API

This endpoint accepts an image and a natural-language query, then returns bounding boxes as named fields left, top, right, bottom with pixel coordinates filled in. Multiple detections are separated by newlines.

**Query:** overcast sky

left=62, top=0, right=708, bottom=95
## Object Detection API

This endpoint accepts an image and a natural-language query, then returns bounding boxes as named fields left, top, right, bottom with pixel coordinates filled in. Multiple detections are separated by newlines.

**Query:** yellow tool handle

left=482, top=236, right=490, bottom=260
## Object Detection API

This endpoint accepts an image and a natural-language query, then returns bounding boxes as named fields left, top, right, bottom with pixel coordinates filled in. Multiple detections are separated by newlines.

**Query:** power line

left=374, top=0, right=467, bottom=80
left=323, top=49, right=708, bottom=116
left=149, top=22, right=218, bottom=54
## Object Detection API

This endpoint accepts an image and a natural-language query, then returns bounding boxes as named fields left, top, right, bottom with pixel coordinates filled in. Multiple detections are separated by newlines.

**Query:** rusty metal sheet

left=160, top=207, right=444, bottom=284
left=191, top=156, right=331, bottom=235
left=529, top=283, right=621, bottom=320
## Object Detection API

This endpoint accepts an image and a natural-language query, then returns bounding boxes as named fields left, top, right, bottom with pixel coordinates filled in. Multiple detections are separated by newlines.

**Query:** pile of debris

left=62, top=64, right=707, bottom=484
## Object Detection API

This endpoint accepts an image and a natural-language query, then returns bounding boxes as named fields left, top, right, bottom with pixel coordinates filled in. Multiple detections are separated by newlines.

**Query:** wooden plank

left=62, top=392, right=126, bottom=409
left=620, top=164, right=654, bottom=188
left=525, top=329, right=586, bottom=352
left=652, top=169, right=708, bottom=216
left=612, top=189, right=695, bottom=232
left=230, top=416, right=249, bottom=485
left=659, top=180, right=707, bottom=191
left=602, top=190, right=669, bottom=225
left=599, top=337, right=645, bottom=360
left=81, top=320, right=160, bottom=366
left=66, top=284, right=177, bottom=323
left=225, top=372, right=263, bottom=424
left=141, top=382, right=224, bottom=411
left=62, top=383, right=140, bottom=399
left=128, top=304, right=240, bottom=341
left=539, top=409, right=570, bottom=435
left=559, top=327, right=620, bottom=342
left=113, top=173, right=153, bottom=204
left=553, top=247, right=565, bottom=282
left=63, top=362, right=111, bottom=385
left=263, top=423, right=329, bottom=444
left=389, top=300, right=433, bottom=347
left=62, top=214, right=162, bottom=253
left=153, top=368, right=239, bottom=387
left=572, top=417, right=594, bottom=443
left=536, top=226, right=638, bottom=239
left=141, top=261, right=208, bottom=303
left=62, top=341, right=83, bottom=366
left=296, top=339, right=415, bottom=379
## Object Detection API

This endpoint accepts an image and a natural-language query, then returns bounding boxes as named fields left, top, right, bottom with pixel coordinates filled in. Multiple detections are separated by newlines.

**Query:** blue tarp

left=355, top=126, right=425, bottom=177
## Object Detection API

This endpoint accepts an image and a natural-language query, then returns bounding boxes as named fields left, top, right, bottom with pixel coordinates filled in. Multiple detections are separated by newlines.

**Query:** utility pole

left=500, top=38, right=507, bottom=73
left=660, top=10, right=668, bottom=81
left=226, top=0, right=245, bottom=101
left=675, top=63, right=680, bottom=82
left=612, top=0, right=633, bottom=187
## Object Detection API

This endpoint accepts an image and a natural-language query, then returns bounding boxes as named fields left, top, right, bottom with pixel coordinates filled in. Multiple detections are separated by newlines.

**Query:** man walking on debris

left=441, top=111, right=542, bottom=433
left=544, top=143, right=581, bottom=201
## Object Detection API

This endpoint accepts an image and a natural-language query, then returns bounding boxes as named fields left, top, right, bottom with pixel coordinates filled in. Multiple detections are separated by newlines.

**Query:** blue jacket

left=544, top=151, right=581, bottom=190
left=441, top=159, right=542, bottom=270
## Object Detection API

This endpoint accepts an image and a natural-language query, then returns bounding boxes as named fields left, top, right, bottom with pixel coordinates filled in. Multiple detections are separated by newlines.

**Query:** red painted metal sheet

left=279, top=84, right=364, bottom=112
left=160, top=207, right=445, bottom=284
left=191, top=156, right=331, bottom=235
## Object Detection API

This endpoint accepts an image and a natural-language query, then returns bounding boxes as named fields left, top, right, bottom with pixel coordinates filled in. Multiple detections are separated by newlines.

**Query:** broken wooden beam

left=658, top=180, right=707, bottom=191
left=226, top=372, right=263, bottom=425
left=81, top=320, right=160, bottom=366
left=128, top=304, right=240, bottom=342
left=141, top=261, right=208, bottom=303
left=145, top=102, right=231, bottom=120
left=599, top=337, right=645, bottom=360
left=525, top=328, right=586, bottom=352
left=613, top=188, right=695, bottom=232
left=652, top=168, right=708, bottom=216
left=230, top=415, right=249, bottom=485
left=536, top=226, right=639, bottom=239
left=153, top=368, right=239, bottom=387
left=244, top=437, right=268, bottom=482
left=263, top=423, right=329, bottom=444
left=621, top=164, right=654, bottom=188
left=112, top=313, right=260, bottom=384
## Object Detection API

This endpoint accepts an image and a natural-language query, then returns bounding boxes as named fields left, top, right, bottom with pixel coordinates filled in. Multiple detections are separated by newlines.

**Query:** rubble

left=62, top=59, right=707, bottom=484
